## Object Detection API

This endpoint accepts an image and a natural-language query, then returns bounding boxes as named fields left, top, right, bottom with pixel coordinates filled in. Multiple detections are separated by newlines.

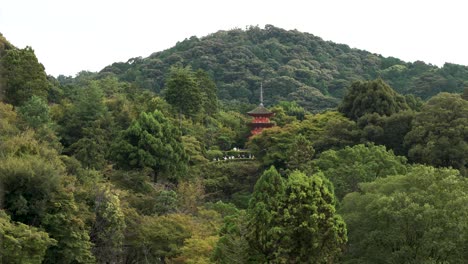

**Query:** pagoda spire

left=247, top=82, right=274, bottom=136
left=260, top=82, right=264, bottom=106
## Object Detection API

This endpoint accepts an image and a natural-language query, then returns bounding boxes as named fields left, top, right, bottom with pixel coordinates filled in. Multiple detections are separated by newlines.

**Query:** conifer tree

left=165, top=67, right=203, bottom=119
left=280, top=171, right=347, bottom=263
left=111, top=110, right=188, bottom=181
left=246, top=166, right=285, bottom=261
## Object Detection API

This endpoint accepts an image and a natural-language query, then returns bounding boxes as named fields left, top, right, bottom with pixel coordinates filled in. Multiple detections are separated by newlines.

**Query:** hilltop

left=97, top=25, right=468, bottom=111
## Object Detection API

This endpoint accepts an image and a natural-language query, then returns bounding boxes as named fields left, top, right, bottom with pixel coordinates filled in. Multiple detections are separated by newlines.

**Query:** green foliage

left=0, top=46, right=51, bottom=106
left=285, top=134, right=315, bottom=172
left=57, top=81, right=106, bottom=148
left=182, top=135, right=208, bottom=165
left=338, top=79, right=409, bottom=120
left=125, top=213, right=192, bottom=263
left=0, top=102, right=19, bottom=138
left=462, top=87, right=468, bottom=100
left=0, top=210, right=56, bottom=264
left=0, top=132, right=95, bottom=264
left=195, top=69, right=219, bottom=116
left=98, top=25, right=468, bottom=111
left=68, top=123, right=108, bottom=170
left=246, top=166, right=285, bottom=261
left=213, top=210, right=251, bottom=264
left=405, top=93, right=468, bottom=175
left=246, top=167, right=347, bottom=262
left=279, top=171, right=347, bottom=263
left=111, top=110, right=188, bottom=181
left=165, top=66, right=204, bottom=118
left=41, top=186, right=95, bottom=264
left=17, top=96, right=51, bottom=129
left=313, top=144, right=408, bottom=200
left=91, top=186, right=126, bottom=264
left=193, top=160, right=261, bottom=206
left=358, top=110, right=415, bottom=156
left=341, top=165, right=468, bottom=263
left=248, top=111, right=360, bottom=168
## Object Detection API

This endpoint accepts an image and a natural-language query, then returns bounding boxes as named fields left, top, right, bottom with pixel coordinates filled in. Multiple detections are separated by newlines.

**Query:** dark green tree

left=0, top=154, right=94, bottom=264
left=0, top=47, right=51, bottom=106
left=358, top=110, right=415, bottom=156
left=246, top=166, right=285, bottom=262
left=338, top=79, right=409, bottom=120
left=405, top=93, right=468, bottom=175
left=341, top=165, right=468, bottom=263
left=164, top=67, right=203, bottom=119
left=111, top=110, right=188, bottom=181
left=58, top=81, right=106, bottom=148
left=195, top=69, right=218, bottom=116
left=286, top=134, right=315, bottom=172
left=462, top=87, right=468, bottom=100
left=213, top=210, right=252, bottom=264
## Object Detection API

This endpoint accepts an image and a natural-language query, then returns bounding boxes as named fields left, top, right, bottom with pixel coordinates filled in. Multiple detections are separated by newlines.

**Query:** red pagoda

left=247, top=84, right=274, bottom=136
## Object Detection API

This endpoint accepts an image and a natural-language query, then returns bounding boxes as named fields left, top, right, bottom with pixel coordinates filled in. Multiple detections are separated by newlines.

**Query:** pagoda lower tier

left=248, top=121, right=274, bottom=135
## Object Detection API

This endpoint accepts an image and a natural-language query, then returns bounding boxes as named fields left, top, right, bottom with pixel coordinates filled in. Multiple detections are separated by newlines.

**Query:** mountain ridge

left=97, top=25, right=467, bottom=111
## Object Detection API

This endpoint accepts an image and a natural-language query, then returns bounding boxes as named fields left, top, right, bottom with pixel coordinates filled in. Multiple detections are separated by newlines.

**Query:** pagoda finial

left=260, top=82, right=264, bottom=106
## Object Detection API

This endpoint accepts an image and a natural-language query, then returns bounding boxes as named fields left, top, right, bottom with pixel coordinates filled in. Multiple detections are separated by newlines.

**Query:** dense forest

left=0, top=25, right=467, bottom=264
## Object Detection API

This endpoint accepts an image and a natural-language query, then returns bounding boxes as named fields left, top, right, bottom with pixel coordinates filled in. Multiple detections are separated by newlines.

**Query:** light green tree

left=0, top=210, right=56, bottom=264
left=279, top=171, right=347, bottom=263
left=91, top=186, right=126, bottom=264
left=247, top=167, right=347, bottom=262
left=17, top=95, right=51, bottom=129
left=313, top=144, right=408, bottom=200
left=341, top=165, right=468, bottom=263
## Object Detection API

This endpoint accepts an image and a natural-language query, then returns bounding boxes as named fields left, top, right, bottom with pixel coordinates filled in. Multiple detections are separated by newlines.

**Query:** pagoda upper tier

left=247, top=104, right=274, bottom=136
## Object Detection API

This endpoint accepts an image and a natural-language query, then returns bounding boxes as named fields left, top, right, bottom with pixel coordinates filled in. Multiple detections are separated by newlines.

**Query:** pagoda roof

left=247, top=104, right=273, bottom=115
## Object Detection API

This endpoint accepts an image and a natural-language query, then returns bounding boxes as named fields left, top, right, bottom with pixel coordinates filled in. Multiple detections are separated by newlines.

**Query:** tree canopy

left=405, top=93, right=468, bottom=175
left=338, top=78, right=409, bottom=120
left=341, top=165, right=468, bottom=263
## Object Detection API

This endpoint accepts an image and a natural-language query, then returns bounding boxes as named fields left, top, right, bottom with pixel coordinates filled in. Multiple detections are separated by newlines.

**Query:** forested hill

left=99, top=25, right=468, bottom=111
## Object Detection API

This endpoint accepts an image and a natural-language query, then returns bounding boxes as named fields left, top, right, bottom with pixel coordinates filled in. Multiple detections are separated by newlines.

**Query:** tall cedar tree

left=247, top=167, right=347, bottom=262
left=165, top=67, right=203, bottom=119
left=247, top=166, right=285, bottom=262
left=195, top=69, right=218, bottom=116
left=280, top=171, right=347, bottom=263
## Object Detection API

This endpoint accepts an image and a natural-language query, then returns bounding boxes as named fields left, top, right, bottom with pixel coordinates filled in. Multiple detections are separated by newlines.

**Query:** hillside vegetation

left=98, top=25, right=468, bottom=111
left=0, top=28, right=467, bottom=263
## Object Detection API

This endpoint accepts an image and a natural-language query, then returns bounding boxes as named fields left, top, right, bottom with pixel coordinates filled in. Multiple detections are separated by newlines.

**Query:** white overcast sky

left=1, top=0, right=467, bottom=77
